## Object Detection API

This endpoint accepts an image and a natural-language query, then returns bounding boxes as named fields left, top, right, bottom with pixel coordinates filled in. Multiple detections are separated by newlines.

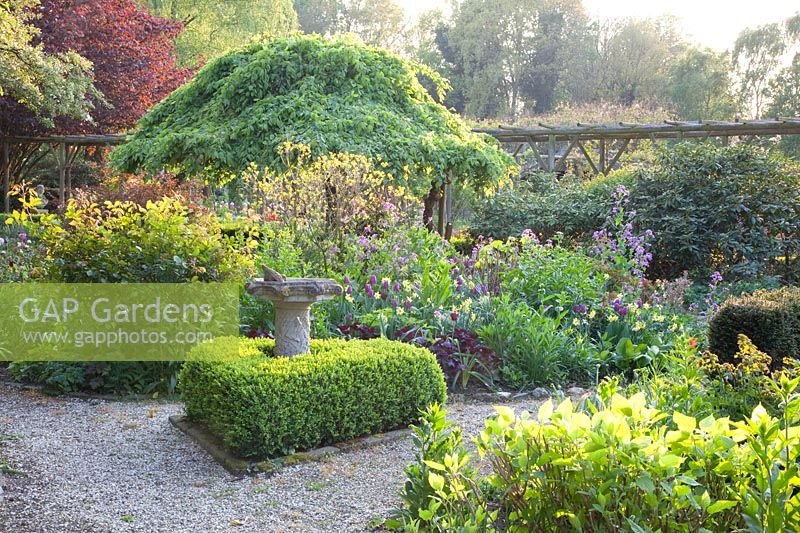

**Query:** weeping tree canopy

left=111, top=34, right=513, bottom=196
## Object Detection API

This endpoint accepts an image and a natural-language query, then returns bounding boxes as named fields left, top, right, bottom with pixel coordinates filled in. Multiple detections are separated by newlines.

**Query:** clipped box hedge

left=708, top=287, right=800, bottom=368
left=179, top=337, right=447, bottom=458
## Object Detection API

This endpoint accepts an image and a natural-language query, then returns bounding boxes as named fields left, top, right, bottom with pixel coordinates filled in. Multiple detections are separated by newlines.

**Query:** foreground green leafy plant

left=395, top=377, right=800, bottom=532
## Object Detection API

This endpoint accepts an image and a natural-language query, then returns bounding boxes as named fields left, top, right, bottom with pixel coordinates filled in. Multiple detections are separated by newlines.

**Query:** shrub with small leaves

left=179, top=337, right=446, bottom=458
left=708, top=287, right=800, bottom=370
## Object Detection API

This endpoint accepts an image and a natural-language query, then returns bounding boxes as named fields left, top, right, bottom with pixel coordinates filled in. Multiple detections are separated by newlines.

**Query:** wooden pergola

left=1, top=133, right=126, bottom=212
left=474, top=117, right=800, bottom=175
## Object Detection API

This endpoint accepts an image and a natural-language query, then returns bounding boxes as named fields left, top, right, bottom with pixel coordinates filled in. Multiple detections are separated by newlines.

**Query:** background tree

left=141, top=0, right=298, bottom=67
left=664, top=48, right=738, bottom=120
left=35, top=0, right=191, bottom=133
left=593, top=17, right=681, bottom=106
left=732, top=23, right=786, bottom=118
left=294, top=0, right=340, bottom=35
left=112, top=35, right=514, bottom=227
left=436, top=0, right=587, bottom=119
left=0, top=0, right=98, bottom=124
left=0, top=0, right=190, bottom=190
left=294, top=0, right=406, bottom=52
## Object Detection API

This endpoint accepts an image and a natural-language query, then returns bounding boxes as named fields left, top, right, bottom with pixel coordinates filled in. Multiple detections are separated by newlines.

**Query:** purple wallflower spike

left=711, top=271, right=723, bottom=284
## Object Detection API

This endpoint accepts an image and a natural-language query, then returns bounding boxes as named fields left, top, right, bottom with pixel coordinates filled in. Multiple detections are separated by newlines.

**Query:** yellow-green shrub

left=179, top=337, right=447, bottom=458
left=396, top=379, right=800, bottom=531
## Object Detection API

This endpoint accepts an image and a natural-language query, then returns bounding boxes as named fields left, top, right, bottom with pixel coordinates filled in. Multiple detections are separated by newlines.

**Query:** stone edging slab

left=169, top=415, right=410, bottom=477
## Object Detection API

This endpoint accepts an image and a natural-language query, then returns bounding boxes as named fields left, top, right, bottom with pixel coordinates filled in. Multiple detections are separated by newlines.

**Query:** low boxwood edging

left=179, top=337, right=446, bottom=458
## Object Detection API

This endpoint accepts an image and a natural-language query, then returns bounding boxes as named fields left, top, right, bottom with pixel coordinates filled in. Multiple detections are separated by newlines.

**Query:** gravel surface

left=0, top=383, right=550, bottom=533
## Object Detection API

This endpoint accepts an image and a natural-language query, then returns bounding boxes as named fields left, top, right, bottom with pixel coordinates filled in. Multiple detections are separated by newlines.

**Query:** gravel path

left=0, top=383, right=549, bottom=533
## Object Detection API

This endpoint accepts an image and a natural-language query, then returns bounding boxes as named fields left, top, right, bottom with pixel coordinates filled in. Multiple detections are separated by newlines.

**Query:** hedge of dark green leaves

left=179, top=337, right=447, bottom=458
left=708, top=287, right=800, bottom=368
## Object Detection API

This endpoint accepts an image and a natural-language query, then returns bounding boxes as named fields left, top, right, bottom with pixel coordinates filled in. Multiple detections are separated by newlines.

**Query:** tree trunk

left=422, top=184, right=439, bottom=231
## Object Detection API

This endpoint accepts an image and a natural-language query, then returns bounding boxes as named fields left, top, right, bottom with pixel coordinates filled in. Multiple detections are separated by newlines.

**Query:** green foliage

left=471, top=171, right=633, bottom=242
left=733, top=22, right=787, bottom=118
left=698, top=334, right=800, bottom=421
left=389, top=403, right=490, bottom=530
left=634, top=143, right=800, bottom=280
left=295, top=0, right=407, bottom=52
left=709, top=287, right=800, bottom=370
left=502, top=236, right=604, bottom=310
left=112, top=34, right=513, bottom=196
left=34, top=198, right=252, bottom=283
left=179, top=336, right=447, bottom=457
left=6, top=197, right=252, bottom=395
left=475, top=143, right=800, bottom=281
left=0, top=0, right=102, bottom=124
left=766, top=58, right=800, bottom=155
left=397, top=378, right=800, bottom=532
left=140, top=0, right=297, bottom=67
left=477, top=299, right=589, bottom=388
left=439, top=0, right=589, bottom=117
left=7, top=360, right=182, bottom=395
left=593, top=17, right=684, bottom=107
left=245, top=143, right=420, bottom=276
left=390, top=403, right=481, bottom=529
left=664, top=47, right=738, bottom=120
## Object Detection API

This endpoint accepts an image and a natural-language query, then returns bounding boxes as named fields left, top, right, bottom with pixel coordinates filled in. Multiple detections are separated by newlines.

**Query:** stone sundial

left=245, top=267, right=342, bottom=357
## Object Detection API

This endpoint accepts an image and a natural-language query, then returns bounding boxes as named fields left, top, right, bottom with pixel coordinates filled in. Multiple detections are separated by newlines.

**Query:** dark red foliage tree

left=33, top=0, right=191, bottom=133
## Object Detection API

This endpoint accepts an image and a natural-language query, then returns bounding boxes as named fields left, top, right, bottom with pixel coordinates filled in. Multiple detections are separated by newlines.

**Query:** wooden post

left=57, top=142, right=66, bottom=205
left=2, top=141, right=9, bottom=213
left=437, top=183, right=445, bottom=236
left=547, top=134, right=556, bottom=171
left=65, top=145, right=78, bottom=200
left=598, top=139, right=607, bottom=174
left=444, top=176, right=453, bottom=241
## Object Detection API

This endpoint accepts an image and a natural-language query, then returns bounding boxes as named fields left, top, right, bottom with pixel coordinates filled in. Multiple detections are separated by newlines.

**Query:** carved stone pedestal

left=245, top=277, right=342, bottom=357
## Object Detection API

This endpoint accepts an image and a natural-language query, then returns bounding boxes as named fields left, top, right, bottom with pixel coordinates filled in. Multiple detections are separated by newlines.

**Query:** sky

left=396, top=0, right=799, bottom=51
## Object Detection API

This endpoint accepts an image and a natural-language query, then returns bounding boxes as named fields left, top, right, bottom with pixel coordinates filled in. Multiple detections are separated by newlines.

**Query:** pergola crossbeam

left=475, top=118, right=800, bottom=176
